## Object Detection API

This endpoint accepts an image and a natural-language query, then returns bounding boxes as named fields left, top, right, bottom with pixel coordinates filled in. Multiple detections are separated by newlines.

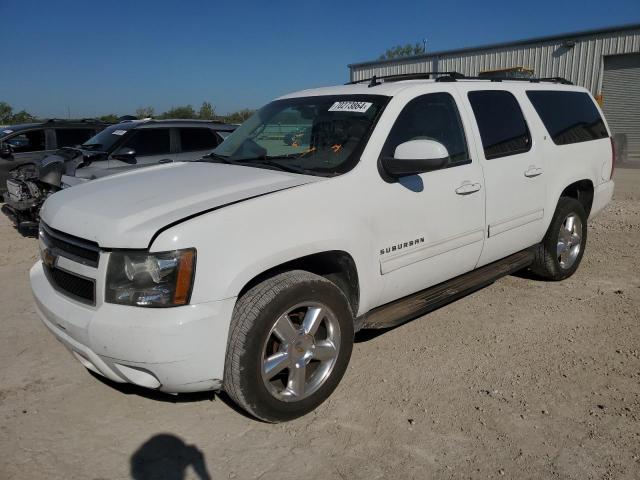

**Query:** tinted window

left=122, top=129, right=170, bottom=156
left=468, top=90, right=531, bottom=159
left=5, top=130, right=46, bottom=153
left=381, top=92, right=469, bottom=165
left=526, top=91, right=608, bottom=145
left=55, top=128, right=94, bottom=148
left=179, top=128, right=218, bottom=152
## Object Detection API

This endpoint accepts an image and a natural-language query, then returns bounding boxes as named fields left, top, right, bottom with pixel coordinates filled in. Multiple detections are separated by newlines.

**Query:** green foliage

left=135, top=106, right=155, bottom=119
left=0, top=101, right=36, bottom=125
left=159, top=105, right=196, bottom=119
left=379, top=42, right=426, bottom=60
left=198, top=101, right=216, bottom=120
left=98, top=113, right=119, bottom=123
left=222, top=108, right=254, bottom=124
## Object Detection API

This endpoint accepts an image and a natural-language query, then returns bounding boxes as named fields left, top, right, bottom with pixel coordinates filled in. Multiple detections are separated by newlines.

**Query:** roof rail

left=346, top=72, right=573, bottom=87
left=346, top=72, right=463, bottom=87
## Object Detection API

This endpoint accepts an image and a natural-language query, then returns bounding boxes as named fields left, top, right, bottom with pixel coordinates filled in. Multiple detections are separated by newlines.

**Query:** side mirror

left=112, top=146, right=137, bottom=164
left=382, top=140, right=449, bottom=177
left=0, top=143, right=13, bottom=159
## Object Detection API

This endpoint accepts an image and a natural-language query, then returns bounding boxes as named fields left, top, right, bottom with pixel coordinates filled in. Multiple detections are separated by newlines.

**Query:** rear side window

left=526, top=91, right=608, bottom=145
left=55, top=128, right=94, bottom=148
left=468, top=90, right=531, bottom=160
left=179, top=128, right=218, bottom=152
left=122, top=129, right=171, bottom=156
left=381, top=92, right=470, bottom=166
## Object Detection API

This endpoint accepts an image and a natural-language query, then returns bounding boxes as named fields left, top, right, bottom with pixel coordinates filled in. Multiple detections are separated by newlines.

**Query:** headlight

left=106, top=249, right=196, bottom=307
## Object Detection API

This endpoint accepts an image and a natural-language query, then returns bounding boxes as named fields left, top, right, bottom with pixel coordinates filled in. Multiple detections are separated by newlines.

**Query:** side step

left=360, top=249, right=534, bottom=330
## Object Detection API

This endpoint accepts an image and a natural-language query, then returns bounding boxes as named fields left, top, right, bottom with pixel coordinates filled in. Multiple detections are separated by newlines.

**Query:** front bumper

left=31, top=262, right=236, bottom=393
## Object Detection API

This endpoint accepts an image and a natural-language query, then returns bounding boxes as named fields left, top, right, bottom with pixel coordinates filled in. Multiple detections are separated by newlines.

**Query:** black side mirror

left=112, top=146, right=137, bottom=164
left=0, top=143, right=13, bottom=159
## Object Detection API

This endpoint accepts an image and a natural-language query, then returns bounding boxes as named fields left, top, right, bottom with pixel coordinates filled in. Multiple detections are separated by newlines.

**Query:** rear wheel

left=531, top=197, right=587, bottom=280
left=223, top=270, right=354, bottom=422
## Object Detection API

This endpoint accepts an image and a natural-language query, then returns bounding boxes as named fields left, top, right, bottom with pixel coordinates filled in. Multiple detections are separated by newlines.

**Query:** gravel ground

left=1, top=169, right=639, bottom=480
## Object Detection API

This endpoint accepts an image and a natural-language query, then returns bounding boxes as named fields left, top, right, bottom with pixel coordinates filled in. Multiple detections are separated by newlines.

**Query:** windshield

left=80, top=123, right=135, bottom=151
left=211, top=95, right=388, bottom=176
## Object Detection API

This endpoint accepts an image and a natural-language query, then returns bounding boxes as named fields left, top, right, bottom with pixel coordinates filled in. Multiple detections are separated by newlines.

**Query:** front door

left=109, top=128, right=172, bottom=169
left=372, top=90, right=486, bottom=306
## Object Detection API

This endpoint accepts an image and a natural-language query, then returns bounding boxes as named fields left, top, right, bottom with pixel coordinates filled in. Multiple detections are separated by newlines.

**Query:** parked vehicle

left=2, top=119, right=236, bottom=232
left=31, top=73, right=615, bottom=422
left=0, top=119, right=110, bottom=192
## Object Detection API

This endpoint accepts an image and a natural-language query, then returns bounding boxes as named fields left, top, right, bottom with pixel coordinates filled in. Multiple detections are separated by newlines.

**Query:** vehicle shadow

left=130, top=433, right=211, bottom=480
left=88, top=371, right=255, bottom=420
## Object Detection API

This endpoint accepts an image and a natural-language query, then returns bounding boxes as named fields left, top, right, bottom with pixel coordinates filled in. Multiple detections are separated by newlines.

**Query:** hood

left=41, top=162, right=320, bottom=248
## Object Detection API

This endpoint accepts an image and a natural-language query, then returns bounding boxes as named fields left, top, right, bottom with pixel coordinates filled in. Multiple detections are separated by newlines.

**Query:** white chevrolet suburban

left=31, top=73, right=615, bottom=422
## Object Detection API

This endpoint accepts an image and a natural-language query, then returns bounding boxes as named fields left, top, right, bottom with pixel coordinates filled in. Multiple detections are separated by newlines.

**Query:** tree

left=378, top=42, right=426, bottom=60
left=98, top=113, right=119, bottom=123
left=198, top=101, right=216, bottom=120
left=0, top=101, right=36, bottom=124
left=223, top=108, right=254, bottom=124
left=135, top=106, right=155, bottom=119
left=160, top=105, right=196, bottom=119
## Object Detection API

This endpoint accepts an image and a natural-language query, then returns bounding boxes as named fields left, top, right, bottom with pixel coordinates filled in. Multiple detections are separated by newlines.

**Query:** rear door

left=461, top=87, right=546, bottom=266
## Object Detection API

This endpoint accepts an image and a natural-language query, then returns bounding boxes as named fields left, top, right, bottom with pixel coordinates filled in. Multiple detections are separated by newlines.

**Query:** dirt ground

left=1, top=169, right=639, bottom=480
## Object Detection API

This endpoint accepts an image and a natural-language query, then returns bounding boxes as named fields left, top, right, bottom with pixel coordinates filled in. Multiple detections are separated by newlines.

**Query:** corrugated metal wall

left=349, top=27, right=640, bottom=96
left=602, top=53, right=640, bottom=160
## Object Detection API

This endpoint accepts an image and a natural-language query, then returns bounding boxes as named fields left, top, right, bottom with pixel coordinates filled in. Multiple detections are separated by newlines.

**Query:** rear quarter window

left=526, top=91, right=608, bottom=145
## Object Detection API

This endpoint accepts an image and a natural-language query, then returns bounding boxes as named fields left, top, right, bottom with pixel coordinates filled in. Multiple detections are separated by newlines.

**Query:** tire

left=223, top=270, right=354, bottom=422
left=531, top=196, right=587, bottom=281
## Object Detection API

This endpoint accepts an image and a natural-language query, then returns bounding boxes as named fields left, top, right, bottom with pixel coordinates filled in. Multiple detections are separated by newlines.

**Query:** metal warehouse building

left=349, top=23, right=640, bottom=162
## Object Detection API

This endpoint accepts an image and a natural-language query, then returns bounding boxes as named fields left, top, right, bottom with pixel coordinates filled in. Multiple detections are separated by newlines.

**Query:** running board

left=360, top=249, right=534, bottom=330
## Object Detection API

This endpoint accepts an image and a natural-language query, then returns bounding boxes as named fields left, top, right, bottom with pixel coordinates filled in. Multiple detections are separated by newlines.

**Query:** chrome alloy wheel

left=261, top=303, right=341, bottom=402
left=557, top=213, right=583, bottom=269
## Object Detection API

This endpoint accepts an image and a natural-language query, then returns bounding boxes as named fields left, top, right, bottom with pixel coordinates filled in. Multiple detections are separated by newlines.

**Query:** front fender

left=150, top=179, right=380, bottom=316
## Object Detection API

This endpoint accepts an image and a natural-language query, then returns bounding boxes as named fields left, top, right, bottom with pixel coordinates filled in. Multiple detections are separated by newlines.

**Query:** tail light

left=610, top=137, right=616, bottom=180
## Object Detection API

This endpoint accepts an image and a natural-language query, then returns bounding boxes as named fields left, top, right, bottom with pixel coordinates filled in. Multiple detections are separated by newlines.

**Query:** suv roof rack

left=346, top=72, right=463, bottom=87
left=347, top=72, right=573, bottom=88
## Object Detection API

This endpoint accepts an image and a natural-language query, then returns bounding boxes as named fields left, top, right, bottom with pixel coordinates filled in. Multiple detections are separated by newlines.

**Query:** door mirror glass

left=112, top=146, right=137, bottom=164
left=382, top=139, right=449, bottom=177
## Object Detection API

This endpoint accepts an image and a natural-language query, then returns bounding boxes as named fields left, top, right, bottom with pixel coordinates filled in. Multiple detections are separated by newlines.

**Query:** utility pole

left=423, top=38, right=427, bottom=54
left=67, top=106, right=71, bottom=119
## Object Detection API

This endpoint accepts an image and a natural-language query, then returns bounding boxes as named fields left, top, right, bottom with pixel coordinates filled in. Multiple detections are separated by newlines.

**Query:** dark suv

left=0, top=119, right=110, bottom=191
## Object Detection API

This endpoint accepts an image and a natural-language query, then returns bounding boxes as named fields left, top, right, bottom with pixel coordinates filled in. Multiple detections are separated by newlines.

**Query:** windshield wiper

left=199, top=152, right=244, bottom=166
left=248, top=158, right=315, bottom=175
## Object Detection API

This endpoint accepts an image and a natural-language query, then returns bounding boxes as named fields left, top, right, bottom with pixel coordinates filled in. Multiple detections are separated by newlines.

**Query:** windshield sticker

left=328, top=101, right=372, bottom=113
left=2, top=129, right=13, bottom=134
left=112, top=129, right=127, bottom=136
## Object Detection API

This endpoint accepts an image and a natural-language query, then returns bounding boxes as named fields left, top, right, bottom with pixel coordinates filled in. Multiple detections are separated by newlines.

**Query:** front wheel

left=531, top=196, right=588, bottom=281
left=223, top=270, right=354, bottom=422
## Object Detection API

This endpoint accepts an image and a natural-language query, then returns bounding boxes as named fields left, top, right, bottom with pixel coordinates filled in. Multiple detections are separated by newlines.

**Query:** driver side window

left=381, top=93, right=470, bottom=167
left=6, top=130, right=46, bottom=153
left=121, top=129, right=171, bottom=156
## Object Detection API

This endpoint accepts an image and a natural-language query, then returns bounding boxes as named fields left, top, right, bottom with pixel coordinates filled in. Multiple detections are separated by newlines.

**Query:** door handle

left=158, top=158, right=174, bottom=163
left=455, top=182, right=482, bottom=195
left=524, top=166, right=543, bottom=177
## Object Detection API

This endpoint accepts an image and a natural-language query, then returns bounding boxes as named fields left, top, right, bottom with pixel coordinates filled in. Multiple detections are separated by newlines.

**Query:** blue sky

left=1, top=0, right=638, bottom=118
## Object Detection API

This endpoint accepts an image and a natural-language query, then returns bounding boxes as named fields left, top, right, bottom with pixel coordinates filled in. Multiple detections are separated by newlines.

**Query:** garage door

left=602, top=54, right=640, bottom=163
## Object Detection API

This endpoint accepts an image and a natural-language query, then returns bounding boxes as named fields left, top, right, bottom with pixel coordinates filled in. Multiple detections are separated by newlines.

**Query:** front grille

left=40, top=222, right=100, bottom=267
left=44, top=265, right=96, bottom=305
